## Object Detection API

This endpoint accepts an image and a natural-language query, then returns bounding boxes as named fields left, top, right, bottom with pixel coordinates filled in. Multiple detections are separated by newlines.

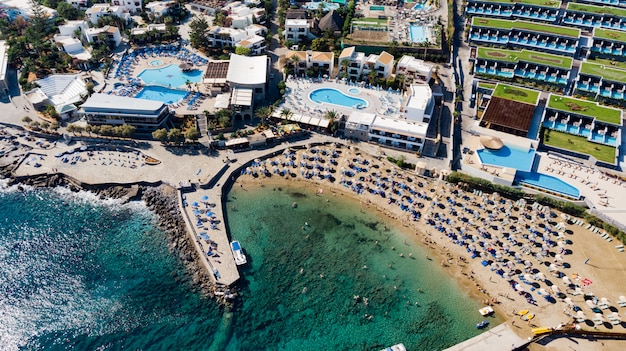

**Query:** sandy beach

left=233, top=144, right=626, bottom=351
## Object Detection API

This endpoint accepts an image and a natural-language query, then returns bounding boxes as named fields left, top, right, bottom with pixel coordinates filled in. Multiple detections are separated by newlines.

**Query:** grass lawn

left=567, top=3, right=626, bottom=17
left=493, top=83, right=540, bottom=104
left=478, top=82, right=497, bottom=90
left=472, top=17, right=580, bottom=37
left=481, top=0, right=561, bottom=6
left=593, top=27, right=626, bottom=43
left=547, top=95, right=622, bottom=124
left=542, top=130, right=616, bottom=163
left=580, top=62, right=626, bottom=84
left=587, top=58, right=626, bottom=70
left=354, top=18, right=389, bottom=26
left=477, top=47, right=572, bottom=69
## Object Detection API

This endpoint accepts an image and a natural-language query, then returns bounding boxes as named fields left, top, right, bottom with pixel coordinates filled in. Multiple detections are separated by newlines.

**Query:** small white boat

left=479, top=306, right=494, bottom=316
left=380, top=343, right=406, bottom=351
left=230, top=240, right=247, bottom=265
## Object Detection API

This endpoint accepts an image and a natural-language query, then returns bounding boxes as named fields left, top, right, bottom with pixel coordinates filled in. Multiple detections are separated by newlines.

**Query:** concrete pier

left=443, top=324, right=527, bottom=351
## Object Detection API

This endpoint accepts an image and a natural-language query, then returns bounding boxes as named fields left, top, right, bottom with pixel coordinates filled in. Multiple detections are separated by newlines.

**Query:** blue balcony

left=591, top=132, right=605, bottom=143
left=580, top=128, right=591, bottom=137
left=606, top=136, right=617, bottom=146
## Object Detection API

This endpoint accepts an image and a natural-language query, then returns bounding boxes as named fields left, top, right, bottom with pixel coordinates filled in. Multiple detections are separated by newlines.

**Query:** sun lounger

left=585, top=223, right=592, bottom=229
left=618, top=296, right=626, bottom=307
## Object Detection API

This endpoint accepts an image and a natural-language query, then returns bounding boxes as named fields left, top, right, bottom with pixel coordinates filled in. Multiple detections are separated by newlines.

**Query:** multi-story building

left=207, top=24, right=267, bottom=54
left=285, top=50, right=334, bottom=77
left=395, top=56, right=433, bottom=83
left=284, top=9, right=314, bottom=44
left=575, top=61, right=626, bottom=102
left=590, top=27, right=626, bottom=60
left=338, top=48, right=394, bottom=81
left=110, top=0, right=142, bottom=14
left=144, top=0, right=175, bottom=17
left=84, top=26, right=123, bottom=47
left=362, top=51, right=395, bottom=80
left=465, top=0, right=561, bottom=23
left=338, top=47, right=365, bottom=80
left=563, top=3, right=626, bottom=31
left=79, top=93, right=171, bottom=129
left=84, top=4, right=131, bottom=25
left=0, top=41, right=8, bottom=96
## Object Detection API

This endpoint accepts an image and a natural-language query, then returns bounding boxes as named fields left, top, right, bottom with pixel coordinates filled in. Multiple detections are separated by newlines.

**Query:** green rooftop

left=547, top=95, right=622, bottom=124
left=478, top=0, right=561, bottom=7
left=478, top=81, right=497, bottom=90
left=567, top=3, right=626, bottom=17
left=580, top=61, right=626, bottom=84
left=541, top=130, right=616, bottom=163
left=593, top=28, right=626, bottom=43
left=492, top=83, right=540, bottom=104
left=588, top=58, right=626, bottom=71
left=477, top=47, right=573, bottom=69
left=472, top=17, right=581, bottom=37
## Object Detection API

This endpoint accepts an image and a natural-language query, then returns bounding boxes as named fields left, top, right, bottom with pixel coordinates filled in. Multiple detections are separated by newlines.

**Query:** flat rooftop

left=546, top=94, right=622, bottom=124
left=481, top=96, right=536, bottom=134
left=475, top=0, right=561, bottom=7
left=593, top=27, right=626, bottom=42
left=492, top=83, right=540, bottom=105
left=567, top=3, right=626, bottom=17
left=471, top=17, right=581, bottom=38
left=477, top=47, right=573, bottom=69
left=580, top=61, right=626, bottom=84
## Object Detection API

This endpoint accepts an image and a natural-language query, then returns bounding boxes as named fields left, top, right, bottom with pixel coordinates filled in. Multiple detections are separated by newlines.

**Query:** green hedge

left=446, top=172, right=525, bottom=199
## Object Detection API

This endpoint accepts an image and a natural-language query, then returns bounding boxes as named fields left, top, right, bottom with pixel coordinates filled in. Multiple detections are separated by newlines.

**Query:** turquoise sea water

left=0, top=186, right=222, bottom=351
left=1, top=183, right=487, bottom=351
left=225, top=184, right=485, bottom=350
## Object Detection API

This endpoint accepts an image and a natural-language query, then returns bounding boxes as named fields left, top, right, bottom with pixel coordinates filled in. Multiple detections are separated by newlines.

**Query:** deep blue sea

left=0, top=183, right=486, bottom=351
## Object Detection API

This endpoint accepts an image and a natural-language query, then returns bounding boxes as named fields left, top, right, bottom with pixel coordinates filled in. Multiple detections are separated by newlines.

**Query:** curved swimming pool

left=134, top=85, right=187, bottom=104
left=309, top=88, right=368, bottom=109
left=138, top=64, right=202, bottom=88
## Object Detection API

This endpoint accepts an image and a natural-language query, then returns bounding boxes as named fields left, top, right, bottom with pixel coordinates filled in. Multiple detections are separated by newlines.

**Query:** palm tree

left=340, top=59, right=350, bottom=78
left=324, top=110, right=339, bottom=135
left=280, top=108, right=293, bottom=120
left=255, top=106, right=273, bottom=126
left=290, top=54, right=301, bottom=76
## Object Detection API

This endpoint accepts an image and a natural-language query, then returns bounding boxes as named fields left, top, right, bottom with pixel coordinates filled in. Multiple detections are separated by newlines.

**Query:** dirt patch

left=349, top=29, right=389, bottom=43
left=529, top=54, right=563, bottom=65
left=487, top=51, right=508, bottom=58
left=565, top=102, right=588, bottom=112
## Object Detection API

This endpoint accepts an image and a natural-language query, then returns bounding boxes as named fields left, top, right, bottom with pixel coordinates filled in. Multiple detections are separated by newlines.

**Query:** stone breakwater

left=0, top=168, right=236, bottom=305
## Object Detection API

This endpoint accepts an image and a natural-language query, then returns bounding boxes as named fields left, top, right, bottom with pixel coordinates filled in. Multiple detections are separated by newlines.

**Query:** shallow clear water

left=135, top=85, right=188, bottom=104
left=225, top=184, right=485, bottom=350
left=309, top=88, right=368, bottom=108
left=476, top=145, right=536, bottom=171
left=0, top=187, right=222, bottom=351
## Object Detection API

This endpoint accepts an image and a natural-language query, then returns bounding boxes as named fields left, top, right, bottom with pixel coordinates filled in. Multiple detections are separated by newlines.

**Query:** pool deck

left=283, top=78, right=404, bottom=118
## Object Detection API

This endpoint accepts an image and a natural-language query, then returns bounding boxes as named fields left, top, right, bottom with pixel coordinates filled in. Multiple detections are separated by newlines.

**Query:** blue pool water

left=309, top=88, right=368, bottom=108
left=410, top=25, right=428, bottom=43
left=476, top=145, right=536, bottom=171
left=516, top=171, right=580, bottom=199
left=412, top=2, right=431, bottom=11
left=149, top=59, right=163, bottom=66
left=348, top=87, right=361, bottom=94
left=135, top=85, right=188, bottom=104
left=138, top=64, right=202, bottom=88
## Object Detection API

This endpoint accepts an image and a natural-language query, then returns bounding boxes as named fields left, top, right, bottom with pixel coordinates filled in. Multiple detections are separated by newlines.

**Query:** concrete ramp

left=443, top=324, right=527, bottom=351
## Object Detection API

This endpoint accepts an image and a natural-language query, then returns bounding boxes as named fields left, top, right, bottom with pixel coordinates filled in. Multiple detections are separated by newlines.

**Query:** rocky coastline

left=0, top=167, right=236, bottom=305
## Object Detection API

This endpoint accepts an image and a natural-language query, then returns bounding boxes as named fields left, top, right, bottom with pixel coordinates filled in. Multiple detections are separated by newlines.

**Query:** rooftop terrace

left=547, top=95, right=622, bottom=124
left=492, top=83, right=540, bottom=104
left=478, top=0, right=561, bottom=6
left=542, top=129, right=616, bottom=163
left=566, top=3, right=626, bottom=17
left=580, top=61, right=626, bottom=84
left=477, top=47, right=573, bottom=69
left=471, top=17, right=581, bottom=37
left=593, top=27, right=626, bottom=42
left=478, top=81, right=497, bottom=90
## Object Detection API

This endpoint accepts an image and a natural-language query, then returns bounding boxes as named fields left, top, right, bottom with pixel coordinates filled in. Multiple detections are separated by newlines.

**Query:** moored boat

left=231, top=240, right=247, bottom=265
left=479, top=306, right=494, bottom=316
left=380, top=343, right=406, bottom=351
left=476, top=320, right=489, bottom=329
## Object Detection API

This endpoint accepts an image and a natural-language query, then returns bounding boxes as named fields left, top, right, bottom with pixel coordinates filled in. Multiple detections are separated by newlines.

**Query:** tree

left=255, top=106, right=272, bottom=125
left=152, top=128, right=168, bottom=143
left=40, top=121, right=50, bottom=130
left=121, top=124, right=136, bottom=138
left=50, top=121, right=59, bottom=132
left=185, top=126, right=201, bottom=142
left=22, top=116, right=32, bottom=124
left=280, top=108, right=293, bottom=120
left=325, top=110, right=339, bottom=134
left=99, top=125, right=113, bottom=136
left=66, top=124, right=75, bottom=134
left=57, top=2, right=80, bottom=20
left=168, top=128, right=183, bottom=143
left=235, top=46, right=252, bottom=56
left=189, top=16, right=209, bottom=49
left=215, top=108, right=232, bottom=128
left=30, top=121, right=41, bottom=129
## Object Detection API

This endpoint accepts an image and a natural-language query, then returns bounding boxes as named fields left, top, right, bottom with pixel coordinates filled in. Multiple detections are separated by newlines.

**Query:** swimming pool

left=309, top=88, right=368, bottom=108
left=412, top=1, right=431, bottom=11
left=149, top=59, right=163, bottom=66
left=134, top=85, right=188, bottom=104
left=476, top=145, right=536, bottom=171
left=138, top=64, right=202, bottom=88
left=515, top=171, right=580, bottom=199
left=410, top=25, right=429, bottom=43
left=348, top=88, right=361, bottom=94
left=370, top=5, right=385, bottom=11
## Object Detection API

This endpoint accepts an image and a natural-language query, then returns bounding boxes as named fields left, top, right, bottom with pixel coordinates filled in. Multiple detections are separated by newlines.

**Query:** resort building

left=53, top=21, right=92, bottom=67
left=226, top=54, right=268, bottom=117
left=344, top=111, right=428, bottom=152
left=207, top=24, right=267, bottom=54
left=0, top=40, right=8, bottom=96
left=574, top=61, right=626, bottom=102
left=395, top=56, right=433, bottom=84
left=84, top=26, right=123, bottom=48
left=25, top=74, right=87, bottom=120
left=338, top=48, right=394, bottom=81
left=85, top=4, right=131, bottom=25
left=465, top=0, right=561, bottom=23
left=284, top=9, right=315, bottom=44
left=472, top=47, right=572, bottom=85
left=223, top=1, right=265, bottom=28
left=402, top=84, right=434, bottom=124
left=563, top=3, right=626, bottom=31
left=286, top=50, right=334, bottom=78
left=65, top=0, right=89, bottom=9
left=144, top=0, right=175, bottom=17
left=130, top=23, right=167, bottom=37
left=317, top=10, right=344, bottom=37
left=542, top=94, right=622, bottom=146
left=478, top=83, right=540, bottom=137
left=469, top=17, right=581, bottom=57
left=188, top=0, right=229, bottom=15
left=110, top=0, right=143, bottom=14
left=590, top=28, right=626, bottom=60
left=78, top=93, right=170, bottom=129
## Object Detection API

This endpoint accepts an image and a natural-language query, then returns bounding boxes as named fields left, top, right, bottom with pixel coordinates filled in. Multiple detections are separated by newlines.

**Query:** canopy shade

left=480, top=135, right=504, bottom=150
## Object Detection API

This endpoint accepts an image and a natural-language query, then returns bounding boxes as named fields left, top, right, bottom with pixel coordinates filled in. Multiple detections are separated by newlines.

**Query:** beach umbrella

left=586, top=300, right=597, bottom=309
left=192, top=202, right=199, bottom=207
left=201, top=195, right=209, bottom=201
left=480, top=135, right=504, bottom=150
